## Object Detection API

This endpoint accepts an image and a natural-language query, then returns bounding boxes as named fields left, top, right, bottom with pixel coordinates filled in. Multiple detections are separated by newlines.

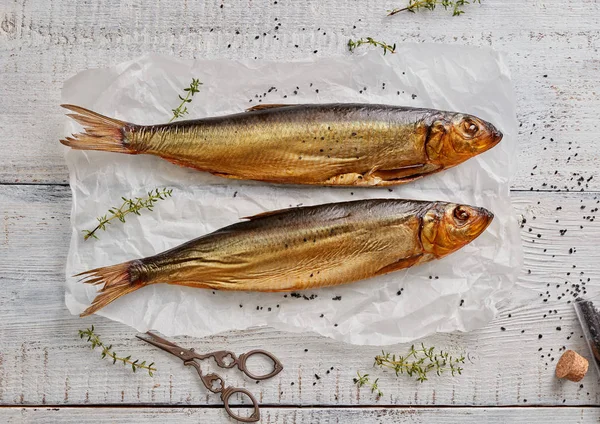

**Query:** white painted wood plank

left=1, top=0, right=599, bottom=189
left=2, top=407, right=600, bottom=424
left=2, top=0, right=600, bottom=411
left=1, top=185, right=599, bottom=407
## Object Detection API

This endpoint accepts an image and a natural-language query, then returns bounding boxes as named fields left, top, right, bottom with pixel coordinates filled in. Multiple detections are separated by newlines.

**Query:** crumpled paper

left=63, top=45, right=522, bottom=346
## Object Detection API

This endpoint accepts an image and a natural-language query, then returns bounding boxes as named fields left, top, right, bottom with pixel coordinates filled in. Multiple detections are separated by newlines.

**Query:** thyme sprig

left=353, top=372, right=384, bottom=397
left=348, top=37, right=396, bottom=55
left=374, top=343, right=465, bottom=382
left=388, top=0, right=481, bottom=16
left=83, top=188, right=173, bottom=241
left=354, top=344, right=465, bottom=395
left=169, top=77, right=203, bottom=122
left=78, top=326, right=156, bottom=376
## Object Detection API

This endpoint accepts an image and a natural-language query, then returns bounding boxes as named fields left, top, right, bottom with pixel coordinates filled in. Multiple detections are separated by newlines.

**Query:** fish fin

left=243, top=208, right=352, bottom=221
left=158, top=158, right=245, bottom=181
left=374, top=254, right=424, bottom=276
left=359, top=164, right=441, bottom=186
left=245, top=104, right=291, bottom=112
left=242, top=208, right=293, bottom=220
left=76, top=260, right=145, bottom=317
left=163, top=156, right=203, bottom=170
left=161, top=157, right=222, bottom=175
left=60, top=104, right=136, bottom=154
left=370, top=164, right=433, bottom=181
left=210, top=171, right=244, bottom=180
left=377, top=173, right=425, bottom=184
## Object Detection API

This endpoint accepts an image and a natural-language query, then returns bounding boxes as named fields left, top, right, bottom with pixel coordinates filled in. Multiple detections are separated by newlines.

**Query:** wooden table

left=1, top=0, right=599, bottom=422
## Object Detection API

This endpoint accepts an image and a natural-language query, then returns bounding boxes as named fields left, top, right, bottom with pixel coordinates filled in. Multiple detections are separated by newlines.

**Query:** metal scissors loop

left=200, top=349, right=284, bottom=380
left=136, top=331, right=283, bottom=423
left=183, top=359, right=260, bottom=423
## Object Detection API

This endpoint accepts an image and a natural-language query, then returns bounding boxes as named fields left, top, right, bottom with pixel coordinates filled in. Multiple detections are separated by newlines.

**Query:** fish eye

left=454, top=206, right=470, bottom=222
left=461, top=119, right=479, bottom=137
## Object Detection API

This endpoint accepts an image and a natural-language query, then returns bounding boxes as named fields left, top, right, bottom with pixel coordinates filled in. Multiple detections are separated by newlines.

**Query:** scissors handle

left=222, top=387, right=260, bottom=423
left=184, top=360, right=260, bottom=423
left=209, top=349, right=284, bottom=380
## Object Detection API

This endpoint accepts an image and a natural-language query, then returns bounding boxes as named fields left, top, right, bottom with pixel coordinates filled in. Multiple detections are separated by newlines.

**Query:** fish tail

left=77, top=260, right=145, bottom=317
left=60, top=104, right=136, bottom=153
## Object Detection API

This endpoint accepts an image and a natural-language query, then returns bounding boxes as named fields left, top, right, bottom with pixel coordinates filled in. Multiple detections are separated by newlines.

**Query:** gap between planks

left=1, top=404, right=599, bottom=409
left=0, top=181, right=599, bottom=195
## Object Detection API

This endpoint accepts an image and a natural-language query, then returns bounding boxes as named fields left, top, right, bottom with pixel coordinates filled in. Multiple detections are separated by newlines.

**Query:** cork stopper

left=556, top=350, right=589, bottom=382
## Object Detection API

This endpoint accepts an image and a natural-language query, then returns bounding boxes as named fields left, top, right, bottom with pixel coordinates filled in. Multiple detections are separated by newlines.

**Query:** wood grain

left=3, top=407, right=600, bottom=424
left=1, top=185, right=599, bottom=407
left=2, top=0, right=600, bottom=418
left=1, top=0, right=599, bottom=189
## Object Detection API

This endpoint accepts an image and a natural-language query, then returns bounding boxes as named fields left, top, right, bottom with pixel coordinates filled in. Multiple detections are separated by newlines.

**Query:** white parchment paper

left=63, top=45, right=522, bottom=345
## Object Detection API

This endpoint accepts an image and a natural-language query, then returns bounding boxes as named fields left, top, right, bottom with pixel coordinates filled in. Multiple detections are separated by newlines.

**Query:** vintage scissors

left=137, top=331, right=283, bottom=423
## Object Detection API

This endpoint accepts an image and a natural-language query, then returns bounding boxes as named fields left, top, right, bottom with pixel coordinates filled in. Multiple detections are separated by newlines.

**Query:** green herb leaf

left=355, top=344, right=466, bottom=397
left=83, top=188, right=173, bottom=241
left=353, top=371, right=383, bottom=397
left=169, top=78, right=203, bottom=123
left=348, top=37, right=396, bottom=55
left=77, top=327, right=157, bottom=376
left=388, top=0, right=481, bottom=16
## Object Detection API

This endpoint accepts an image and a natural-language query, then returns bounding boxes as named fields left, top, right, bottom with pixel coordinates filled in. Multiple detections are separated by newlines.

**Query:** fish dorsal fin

left=242, top=208, right=294, bottom=220
left=245, top=104, right=292, bottom=112
left=243, top=207, right=353, bottom=222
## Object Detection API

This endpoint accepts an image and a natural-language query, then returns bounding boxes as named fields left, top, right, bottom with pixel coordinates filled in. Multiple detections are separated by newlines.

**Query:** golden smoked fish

left=77, top=199, right=494, bottom=316
left=61, top=103, right=502, bottom=186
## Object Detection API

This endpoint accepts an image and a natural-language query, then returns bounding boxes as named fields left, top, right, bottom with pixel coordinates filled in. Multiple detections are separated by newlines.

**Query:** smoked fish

left=61, top=103, right=502, bottom=186
left=77, top=199, right=494, bottom=316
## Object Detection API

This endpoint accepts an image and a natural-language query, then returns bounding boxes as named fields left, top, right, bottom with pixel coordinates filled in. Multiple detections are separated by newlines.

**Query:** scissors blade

left=136, top=331, right=187, bottom=359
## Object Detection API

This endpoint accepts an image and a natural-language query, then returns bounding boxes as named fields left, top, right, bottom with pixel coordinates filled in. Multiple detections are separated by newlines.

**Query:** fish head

left=420, top=202, right=494, bottom=258
left=426, top=113, right=502, bottom=167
